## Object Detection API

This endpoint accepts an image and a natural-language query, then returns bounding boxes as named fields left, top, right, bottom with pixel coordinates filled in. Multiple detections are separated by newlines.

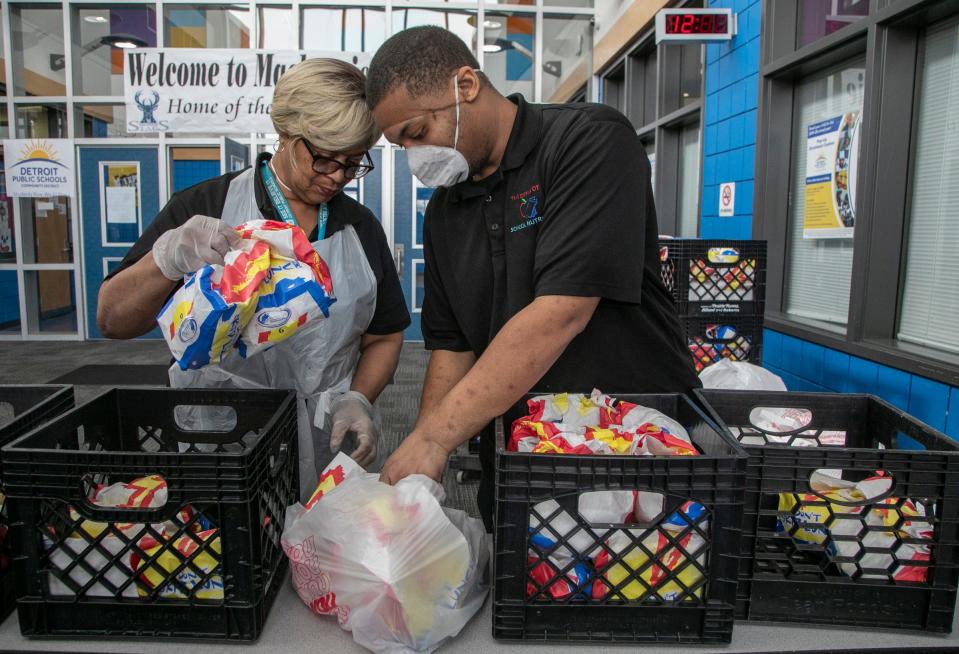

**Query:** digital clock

left=655, top=8, right=736, bottom=43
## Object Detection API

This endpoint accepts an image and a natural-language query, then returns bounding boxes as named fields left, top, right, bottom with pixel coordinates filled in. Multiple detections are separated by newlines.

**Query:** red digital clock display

left=665, top=13, right=729, bottom=35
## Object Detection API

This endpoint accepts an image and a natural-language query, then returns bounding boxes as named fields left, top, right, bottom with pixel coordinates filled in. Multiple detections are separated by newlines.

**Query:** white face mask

left=406, top=75, right=470, bottom=188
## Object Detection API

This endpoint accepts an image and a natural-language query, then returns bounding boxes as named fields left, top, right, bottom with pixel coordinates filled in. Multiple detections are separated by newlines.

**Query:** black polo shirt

left=422, top=95, right=699, bottom=395
left=108, top=152, right=410, bottom=336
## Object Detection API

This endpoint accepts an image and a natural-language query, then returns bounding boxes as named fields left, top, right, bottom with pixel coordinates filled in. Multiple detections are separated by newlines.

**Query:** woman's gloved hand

left=330, top=390, right=379, bottom=467
left=152, top=214, right=243, bottom=281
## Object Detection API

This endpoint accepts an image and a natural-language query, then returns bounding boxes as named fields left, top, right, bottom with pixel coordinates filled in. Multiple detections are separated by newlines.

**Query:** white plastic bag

left=282, top=467, right=488, bottom=654
left=698, top=359, right=787, bottom=391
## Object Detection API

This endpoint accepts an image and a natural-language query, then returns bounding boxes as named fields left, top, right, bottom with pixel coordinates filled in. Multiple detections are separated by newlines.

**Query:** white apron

left=169, top=168, right=378, bottom=499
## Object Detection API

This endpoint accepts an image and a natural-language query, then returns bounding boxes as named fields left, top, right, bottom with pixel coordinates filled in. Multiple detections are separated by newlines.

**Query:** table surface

left=1, top=571, right=958, bottom=654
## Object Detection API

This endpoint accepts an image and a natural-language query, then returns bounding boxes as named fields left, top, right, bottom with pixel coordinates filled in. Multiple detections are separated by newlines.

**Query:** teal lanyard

left=260, top=161, right=329, bottom=239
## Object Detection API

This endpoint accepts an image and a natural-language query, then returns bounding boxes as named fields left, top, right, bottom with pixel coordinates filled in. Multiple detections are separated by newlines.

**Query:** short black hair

left=366, top=26, right=480, bottom=108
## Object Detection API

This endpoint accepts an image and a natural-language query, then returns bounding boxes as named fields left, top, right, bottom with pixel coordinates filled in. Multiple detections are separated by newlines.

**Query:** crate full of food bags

left=0, top=385, right=74, bottom=620
left=2, top=387, right=296, bottom=641
left=492, top=390, right=747, bottom=644
left=695, top=389, right=959, bottom=632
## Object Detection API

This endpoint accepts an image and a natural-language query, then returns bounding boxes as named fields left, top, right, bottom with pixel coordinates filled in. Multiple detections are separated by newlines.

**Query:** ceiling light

left=84, top=15, right=109, bottom=24
left=484, top=20, right=502, bottom=29
left=483, top=43, right=503, bottom=53
left=101, top=34, right=147, bottom=49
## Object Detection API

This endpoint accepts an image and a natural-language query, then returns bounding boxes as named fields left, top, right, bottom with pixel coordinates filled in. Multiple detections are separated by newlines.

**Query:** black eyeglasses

left=299, top=139, right=375, bottom=180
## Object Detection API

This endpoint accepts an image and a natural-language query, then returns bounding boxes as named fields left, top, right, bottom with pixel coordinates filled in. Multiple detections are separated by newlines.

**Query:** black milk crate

left=694, top=389, right=959, bottom=632
left=0, top=385, right=74, bottom=620
left=658, top=239, right=766, bottom=317
left=2, top=387, right=297, bottom=641
left=684, top=315, right=764, bottom=374
left=493, top=393, right=747, bottom=644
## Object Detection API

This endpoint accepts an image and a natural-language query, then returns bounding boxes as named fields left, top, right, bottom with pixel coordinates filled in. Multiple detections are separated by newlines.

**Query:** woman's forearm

left=97, top=253, right=178, bottom=339
left=350, top=332, right=404, bottom=403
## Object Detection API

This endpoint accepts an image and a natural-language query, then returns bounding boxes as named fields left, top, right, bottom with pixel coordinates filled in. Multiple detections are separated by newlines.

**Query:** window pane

left=485, top=13, right=534, bottom=100
left=799, top=0, right=870, bottom=49
left=16, top=104, right=67, bottom=138
left=678, top=123, right=701, bottom=237
left=0, top=271, right=20, bottom=334
left=164, top=6, right=250, bottom=48
left=602, top=65, right=625, bottom=115
left=543, top=15, right=591, bottom=103
left=74, top=6, right=157, bottom=96
left=644, top=50, right=657, bottom=123
left=784, top=59, right=866, bottom=330
left=259, top=6, right=293, bottom=49
left=644, top=139, right=655, bottom=197
left=11, top=4, right=66, bottom=96
left=0, top=10, right=7, bottom=95
left=898, top=19, right=959, bottom=354
left=392, top=10, right=476, bottom=55
left=20, top=197, right=72, bottom=264
left=77, top=104, right=154, bottom=138
left=24, top=269, right=77, bottom=335
left=303, top=7, right=386, bottom=52
left=0, top=146, right=14, bottom=264
left=545, top=0, right=593, bottom=7
left=680, top=43, right=703, bottom=106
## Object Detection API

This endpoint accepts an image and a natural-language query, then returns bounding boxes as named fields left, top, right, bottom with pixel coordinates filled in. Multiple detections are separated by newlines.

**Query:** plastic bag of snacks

left=282, top=454, right=489, bottom=653
left=508, top=390, right=697, bottom=456
left=158, top=220, right=335, bottom=370
left=45, top=475, right=215, bottom=598
left=778, top=471, right=932, bottom=581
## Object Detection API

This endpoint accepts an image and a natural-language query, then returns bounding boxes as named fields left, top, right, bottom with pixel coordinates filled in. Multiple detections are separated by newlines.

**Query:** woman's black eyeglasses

left=299, top=138, right=375, bottom=180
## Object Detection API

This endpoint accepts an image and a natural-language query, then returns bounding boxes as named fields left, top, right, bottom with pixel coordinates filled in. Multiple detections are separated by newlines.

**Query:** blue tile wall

left=700, top=0, right=761, bottom=239
left=760, top=329, right=958, bottom=440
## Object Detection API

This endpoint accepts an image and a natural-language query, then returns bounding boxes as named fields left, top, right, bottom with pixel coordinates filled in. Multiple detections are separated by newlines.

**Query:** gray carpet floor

left=0, top=339, right=480, bottom=517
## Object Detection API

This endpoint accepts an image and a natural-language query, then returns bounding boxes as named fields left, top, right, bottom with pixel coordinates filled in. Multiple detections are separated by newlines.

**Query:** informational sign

left=2, top=139, right=75, bottom=198
left=719, top=181, right=736, bottom=217
left=803, top=112, right=860, bottom=239
left=124, top=49, right=370, bottom=134
left=101, top=162, right=140, bottom=244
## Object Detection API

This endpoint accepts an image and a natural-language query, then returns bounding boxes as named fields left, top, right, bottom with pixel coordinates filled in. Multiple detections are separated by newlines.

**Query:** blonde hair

left=272, top=58, right=381, bottom=153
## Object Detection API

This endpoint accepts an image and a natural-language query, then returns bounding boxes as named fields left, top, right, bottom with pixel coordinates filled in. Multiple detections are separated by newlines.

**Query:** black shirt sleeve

left=356, top=214, right=412, bottom=335
left=534, top=117, right=649, bottom=304
left=421, top=203, right=471, bottom=352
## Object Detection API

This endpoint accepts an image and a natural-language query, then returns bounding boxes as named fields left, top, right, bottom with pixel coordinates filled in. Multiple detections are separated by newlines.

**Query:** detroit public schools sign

left=2, top=139, right=75, bottom=198
left=124, top=49, right=370, bottom=135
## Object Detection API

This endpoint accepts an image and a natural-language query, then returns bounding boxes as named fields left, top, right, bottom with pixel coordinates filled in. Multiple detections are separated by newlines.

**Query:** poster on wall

left=803, top=111, right=861, bottom=239
left=2, top=139, right=75, bottom=198
left=102, top=162, right=140, bottom=244
left=124, top=49, right=370, bottom=134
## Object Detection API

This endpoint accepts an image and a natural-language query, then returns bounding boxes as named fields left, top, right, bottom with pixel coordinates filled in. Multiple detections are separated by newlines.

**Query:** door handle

left=393, top=244, right=404, bottom=277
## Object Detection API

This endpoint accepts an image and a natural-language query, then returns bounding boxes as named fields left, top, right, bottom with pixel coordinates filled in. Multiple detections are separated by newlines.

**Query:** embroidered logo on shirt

left=510, top=184, right=543, bottom=233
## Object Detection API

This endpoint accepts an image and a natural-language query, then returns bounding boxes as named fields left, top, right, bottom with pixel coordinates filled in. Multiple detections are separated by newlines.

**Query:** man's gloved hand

left=330, top=390, right=379, bottom=467
left=152, top=214, right=243, bottom=281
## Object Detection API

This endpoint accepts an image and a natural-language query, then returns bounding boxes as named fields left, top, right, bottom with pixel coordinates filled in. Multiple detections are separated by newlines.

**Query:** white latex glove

left=151, top=214, right=244, bottom=281
left=330, top=390, right=378, bottom=467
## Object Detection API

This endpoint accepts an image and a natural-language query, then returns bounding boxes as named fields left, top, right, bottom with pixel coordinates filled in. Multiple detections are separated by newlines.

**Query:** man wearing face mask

left=367, top=27, right=699, bottom=529
left=98, top=59, right=410, bottom=500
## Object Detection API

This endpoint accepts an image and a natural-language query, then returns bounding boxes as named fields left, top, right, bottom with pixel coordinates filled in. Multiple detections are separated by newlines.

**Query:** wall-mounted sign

left=124, top=49, right=370, bottom=134
left=803, top=112, right=860, bottom=239
left=719, top=181, right=736, bottom=217
left=655, top=8, right=736, bottom=44
left=2, top=139, right=75, bottom=197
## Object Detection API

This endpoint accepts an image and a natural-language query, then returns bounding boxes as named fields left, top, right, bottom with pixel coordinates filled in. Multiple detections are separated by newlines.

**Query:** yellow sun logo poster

left=2, top=138, right=74, bottom=198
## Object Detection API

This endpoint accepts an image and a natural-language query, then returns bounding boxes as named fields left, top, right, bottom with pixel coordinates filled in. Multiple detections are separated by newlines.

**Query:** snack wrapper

left=45, top=475, right=214, bottom=599
left=509, top=390, right=697, bottom=456
left=778, top=471, right=932, bottom=581
left=158, top=220, right=336, bottom=370
left=132, top=529, right=223, bottom=599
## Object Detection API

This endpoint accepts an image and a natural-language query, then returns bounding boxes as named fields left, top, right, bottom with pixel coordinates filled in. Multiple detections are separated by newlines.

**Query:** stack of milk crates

left=658, top=238, right=767, bottom=373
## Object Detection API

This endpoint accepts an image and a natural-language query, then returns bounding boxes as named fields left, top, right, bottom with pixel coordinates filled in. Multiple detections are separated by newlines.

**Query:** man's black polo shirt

left=421, top=95, right=699, bottom=395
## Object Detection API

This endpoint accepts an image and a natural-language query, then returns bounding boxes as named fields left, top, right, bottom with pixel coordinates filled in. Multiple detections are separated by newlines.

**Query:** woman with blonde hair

left=98, top=59, right=409, bottom=498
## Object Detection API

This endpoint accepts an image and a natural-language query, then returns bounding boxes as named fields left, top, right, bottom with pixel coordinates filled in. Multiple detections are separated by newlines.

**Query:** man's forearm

left=415, top=295, right=598, bottom=452
left=97, top=253, right=178, bottom=339
left=415, top=349, right=477, bottom=429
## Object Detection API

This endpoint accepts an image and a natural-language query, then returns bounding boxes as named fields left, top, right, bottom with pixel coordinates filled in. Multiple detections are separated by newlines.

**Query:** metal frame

left=410, top=257, right=423, bottom=313
left=754, top=0, right=959, bottom=385
left=596, top=0, right=706, bottom=237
